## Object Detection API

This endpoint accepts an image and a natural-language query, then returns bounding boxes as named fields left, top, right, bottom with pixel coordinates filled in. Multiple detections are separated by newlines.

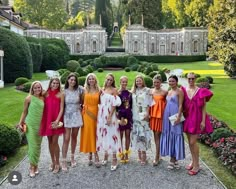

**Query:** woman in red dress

left=40, top=78, right=65, bottom=173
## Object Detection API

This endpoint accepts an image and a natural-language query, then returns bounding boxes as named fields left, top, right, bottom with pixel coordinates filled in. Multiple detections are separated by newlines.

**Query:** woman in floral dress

left=131, top=75, right=152, bottom=165
left=96, top=73, right=122, bottom=171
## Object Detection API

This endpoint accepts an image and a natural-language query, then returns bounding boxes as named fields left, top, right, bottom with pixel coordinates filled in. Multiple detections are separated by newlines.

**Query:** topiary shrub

left=206, top=76, right=214, bottom=84
left=66, top=60, right=80, bottom=72
left=15, top=77, right=29, bottom=86
left=78, top=76, right=86, bottom=86
left=149, top=71, right=159, bottom=78
left=75, top=67, right=87, bottom=76
left=144, top=66, right=153, bottom=75
left=130, top=64, right=139, bottom=71
left=0, top=123, right=21, bottom=155
left=196, top=77, right=209, bottom=83
left=127, top=56, right=139, bottom=65
left=143, top=76, right=153, bottom=88
left=22, top=82, right=32, bottom=93
left=211, top=128, right=234, bottom=142
left=86, top=65, right=94, bottom=73
left=60, top=71, right=71, bottom=84
left=195, top=73, right=201, bottom=78
left=97, top=68, right=103, bottom=72
left=125, top=67, right=131, bottom=72
left=57, top=69, right=69, bottom=76
left=137, top=65, right=145, bottom=73
left=159, top=70, right=167, bottom=82
left=151, top=64, right=159, bottom=71
left=0, top=27, right=33, bottom=83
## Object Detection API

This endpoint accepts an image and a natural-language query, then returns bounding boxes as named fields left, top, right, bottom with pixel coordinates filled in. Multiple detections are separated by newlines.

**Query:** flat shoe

left=167, top=162, right=175, bottom=170
left=188, top=169, right=200, bottom=175
left=111, top=164, right=118, bottom=171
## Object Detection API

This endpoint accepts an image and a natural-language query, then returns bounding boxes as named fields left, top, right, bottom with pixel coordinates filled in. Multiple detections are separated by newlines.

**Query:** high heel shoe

left=118, top=152, right=125, bottom=163
left=102, top=152, right=108, bottom=166
left=111, top=158, right=118, bottom=171
left=71, top=154, right=77, bottom=168
left=124, top=149, right=131, bottom=163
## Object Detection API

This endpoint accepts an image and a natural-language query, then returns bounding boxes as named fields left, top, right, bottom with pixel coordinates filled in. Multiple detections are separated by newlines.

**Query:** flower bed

left=198, top=115, right=236, bottom=175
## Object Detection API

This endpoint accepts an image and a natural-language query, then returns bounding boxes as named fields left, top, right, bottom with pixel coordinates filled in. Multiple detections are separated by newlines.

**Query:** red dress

left=40, top=89, right=64, bottom=136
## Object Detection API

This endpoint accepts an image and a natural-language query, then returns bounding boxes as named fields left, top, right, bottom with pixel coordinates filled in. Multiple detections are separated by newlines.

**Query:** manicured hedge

left=0, top=27, right=33, bottom=83
left=135, top=55, right=206, bottom=63
left=28, top=42, right=42, bottom=73
left=69, top=55, right=100, bottom=60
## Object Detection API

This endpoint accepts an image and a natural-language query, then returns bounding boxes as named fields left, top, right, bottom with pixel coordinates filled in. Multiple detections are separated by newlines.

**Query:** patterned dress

left=117, top=90, right=133, bottom=131
left=96, top=92, right=122, bottom=154
left=64, top=88, right=83, bottom=128
left=131, top=87, right=152, bottom=151
left=160, top=95, right=185, bottom=160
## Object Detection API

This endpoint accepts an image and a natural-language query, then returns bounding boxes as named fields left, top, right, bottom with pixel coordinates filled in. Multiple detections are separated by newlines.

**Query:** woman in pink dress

left=181, top=72, right=213, bottom=175
left=40, top=78, right=64, bottom=174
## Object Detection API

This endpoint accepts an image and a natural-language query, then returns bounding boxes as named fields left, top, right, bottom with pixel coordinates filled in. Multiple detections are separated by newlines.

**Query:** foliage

left=208, top=0, right=236, bottom=77
left=0, top=155, right=7, bottom=167
left=22, top=82, right=33, bottom=93
left=196, top=77, right=209, bottom=83
left=206, top=76, right=214, bottom=84
left=148, top=71, right=159, bottom=79
left=69, top=54, right=100, bottom=61
left=28, top=42, right=43, bottom=73
left=159, top=70, right=167, bottom=82
left=97, top=68, right=104, bottom=72
left=125, top=67, right=131, bottom=72
left=0, top=123, right=21, bottom=155
left=15, top=77, right=29, bottom=87
left=86, top=65, right=94, bottom=73
left=0, top=27, right=33, bottom=83
left=78, top=76, right=86, bottom=86
left=75, top=67, right=87, bottom=77
left=60, top=71, right=71, bottom=84
left=127, top=56, right=139, bottom=65
left=211, top=128, right=235, bottom=142
left=57, top=69, right=69, bottom=76
left=14, top=0, right=67, bottom=29
left=130, top=64, right=139, bottom=71
left=143, top=76, right=153, bottom=88
left=196, top=82, right=211, bottom=89
left=151, top=64, right=159, bottom=71
left=66, top=60, right=80, bottom=72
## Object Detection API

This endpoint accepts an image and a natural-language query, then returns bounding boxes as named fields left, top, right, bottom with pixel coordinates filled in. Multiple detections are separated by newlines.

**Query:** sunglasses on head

left=188, top=78, right=195, bottom=80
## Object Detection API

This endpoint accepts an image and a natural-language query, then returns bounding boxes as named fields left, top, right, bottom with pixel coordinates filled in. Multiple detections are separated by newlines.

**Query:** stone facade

left=124, top=24, right=208, bottom=56
left=25, top=24, right=107, bottom=54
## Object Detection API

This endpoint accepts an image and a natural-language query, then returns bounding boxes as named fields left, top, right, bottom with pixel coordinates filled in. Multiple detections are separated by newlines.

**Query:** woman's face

left=88, top=75, right=96, bottom=87
left=168, top=78, right=177, bottom=88
left=106, top=75, right=114, bottom=87
left=153, top=79, right=161, bottom=89
left=136, top=77, right=143, bottom=88
left=50, top=79, right=60, bottom=90
left=68, top=76, right=76, bottom=87
left=120, top=78, right=128, bottom=89
left=187, top=74, right=196, bottom=86
left=33, top=83, right=42, bottom=95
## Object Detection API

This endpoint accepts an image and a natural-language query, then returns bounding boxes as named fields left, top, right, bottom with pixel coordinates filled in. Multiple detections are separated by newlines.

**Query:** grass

left=110, top=32, right=122, bottom=47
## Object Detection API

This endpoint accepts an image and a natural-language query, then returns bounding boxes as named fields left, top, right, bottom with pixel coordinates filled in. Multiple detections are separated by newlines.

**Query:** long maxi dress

left=80, top=92, right=100, bottom=153
left=181, top=87, right=213, bottom=134
left=96, top=92, right=122, bottom=154
left=160, top=95, right=185, bottom=160
left=131, top=87, right=152, bottom=151
left=25, top=95, right=44, bottom=166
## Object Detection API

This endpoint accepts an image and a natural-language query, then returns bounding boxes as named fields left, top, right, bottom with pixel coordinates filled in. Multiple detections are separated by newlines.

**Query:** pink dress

left=182, top=87, right=213, bottom=134
left=40, top=89, right=64, bottom=136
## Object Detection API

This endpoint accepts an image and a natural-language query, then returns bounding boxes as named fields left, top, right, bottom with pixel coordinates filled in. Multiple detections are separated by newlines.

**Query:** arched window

left=193, top=41, right=198, bottom=52
left=134, top=41, right=138, bottom=52
left=171, top=42, right=175, bottom=53
left=93, top=41, right=96, bottom=52
left=151, top=43, right=154, bottom=53
left=180, top=42, right=184, bottom=52
left=76, top=43, right=80, bottom=53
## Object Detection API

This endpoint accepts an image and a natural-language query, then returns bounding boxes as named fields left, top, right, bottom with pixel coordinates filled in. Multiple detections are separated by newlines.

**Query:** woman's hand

left=144, top=114, right=149, bottom=122
left=200, top=121, right=205, bottom=131
left=106, top=115, right=112, bottom=126
left=174, top=117, right=181, bottom=125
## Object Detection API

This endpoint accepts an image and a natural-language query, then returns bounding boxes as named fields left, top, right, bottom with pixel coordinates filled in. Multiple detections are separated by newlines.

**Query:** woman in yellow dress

left=80, top=73, right=101, bottom=167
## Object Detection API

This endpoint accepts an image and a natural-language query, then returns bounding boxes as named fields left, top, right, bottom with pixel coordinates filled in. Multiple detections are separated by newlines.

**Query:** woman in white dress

left=96, top=73, right=122, bottom=171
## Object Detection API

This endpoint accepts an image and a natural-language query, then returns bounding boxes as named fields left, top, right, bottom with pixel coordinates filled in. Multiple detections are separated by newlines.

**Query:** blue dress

left=160, top=95, right=185, bottom=160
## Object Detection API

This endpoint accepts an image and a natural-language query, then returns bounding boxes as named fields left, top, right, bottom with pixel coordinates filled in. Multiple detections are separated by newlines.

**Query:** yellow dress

left=150, top=95, right=166, bottom=132
left=80, top=92, right=99, bottom=153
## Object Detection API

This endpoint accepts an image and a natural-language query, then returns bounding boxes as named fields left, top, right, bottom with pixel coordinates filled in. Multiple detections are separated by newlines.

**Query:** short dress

left=150, top=95, right=166, bottom=132
left=64, top=88, right=83, bottom=128
left=182, top=87, right=213, bottom=134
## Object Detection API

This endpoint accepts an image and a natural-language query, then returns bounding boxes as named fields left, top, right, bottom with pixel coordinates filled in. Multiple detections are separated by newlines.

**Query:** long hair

left=168, top=75, right=178, bottom=82
left=131, top=75, right=146, bottom=93
left=29, top=81, right=43, bottom=96
left=64, top=73, right=78, bottom=90
left=84, top=73, right=100, bottom=92
left=103, top=73, right=116, bottom=89
left=47, top=78, right=61, bottom=92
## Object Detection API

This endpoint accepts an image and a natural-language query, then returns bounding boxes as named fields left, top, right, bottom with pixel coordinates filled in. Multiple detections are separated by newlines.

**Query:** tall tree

left=14, top=0, right=67, bottom=29
left=208, top=0, right=236, bottom=77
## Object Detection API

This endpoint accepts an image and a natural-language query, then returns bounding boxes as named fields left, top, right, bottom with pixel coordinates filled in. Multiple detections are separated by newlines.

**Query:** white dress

left=96, top=92, right=122, bottom=154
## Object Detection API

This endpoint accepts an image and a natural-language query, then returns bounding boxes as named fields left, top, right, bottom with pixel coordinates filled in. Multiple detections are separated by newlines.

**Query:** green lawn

left=110, top=32, right=122, bottom=47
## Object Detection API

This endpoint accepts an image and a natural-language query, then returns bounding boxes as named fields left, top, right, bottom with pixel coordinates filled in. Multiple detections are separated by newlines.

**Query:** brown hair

left=65, top=73, right=79, bottom=90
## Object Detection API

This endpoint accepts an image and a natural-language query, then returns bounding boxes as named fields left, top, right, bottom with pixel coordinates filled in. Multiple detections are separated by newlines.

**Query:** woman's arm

left=107, top=88, right=119, bottom=125
left=55, top=92, right=65, bottom=123
left=174, top=89, right=184, bottom=125
left=19, top=95, right=31, bottom=126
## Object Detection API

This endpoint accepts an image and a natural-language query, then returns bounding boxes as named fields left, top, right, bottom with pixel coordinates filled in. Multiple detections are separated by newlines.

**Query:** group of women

left=18, top=71, right=213, bottom=178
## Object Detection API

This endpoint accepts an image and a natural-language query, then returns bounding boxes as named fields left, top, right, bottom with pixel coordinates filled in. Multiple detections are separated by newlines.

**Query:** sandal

left=188, top=169, right=200, bottom=175
left=167, top=162, right=175, bottom=170
left=111, top=158, right=118, bottom=171
left=48, top=164, right=54, bottom=172
left=71, top=154, right=77, bottom=167
left=118, top=152, right=125, bottom=163
left=124, top=149, right=130, bottom=163
left=185, top=164, right=193, bottom=170
left=94, top=155, right=101, bottom=168
left=29, top=166, right=35, bottom=178
left=88, top=153, right=93, bottom=166
left=53, top=164, right=60, bottom=174
left=152, top=160, right=159, bottom=167
left=61, top=158, right=68, bottom=172
left=174, top=161, right=180, bottom=169
left=102, top=152, right=108, bottom=166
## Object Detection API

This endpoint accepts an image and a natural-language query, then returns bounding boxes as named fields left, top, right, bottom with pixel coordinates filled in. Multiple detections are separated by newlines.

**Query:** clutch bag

left=168, top=113, right=185, bottom=126
left=51, top=121, right=63, bottom=129
left=118, top=118, right=128, bottom=126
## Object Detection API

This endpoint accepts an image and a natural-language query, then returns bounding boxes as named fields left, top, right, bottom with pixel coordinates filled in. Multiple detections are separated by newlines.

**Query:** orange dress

left=80, top=92, right=99, bottom=153
left=150, top=95, right=166, bottom=132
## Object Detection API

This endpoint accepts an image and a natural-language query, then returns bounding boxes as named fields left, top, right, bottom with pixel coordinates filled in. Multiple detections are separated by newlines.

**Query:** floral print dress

left=131, top=87, right=152, bottom=151
left=96, top=92, right=122, bottom=154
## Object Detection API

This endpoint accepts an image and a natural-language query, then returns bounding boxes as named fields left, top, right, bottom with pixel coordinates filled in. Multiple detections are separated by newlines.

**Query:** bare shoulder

left=178, top=88, right=184, bottom=96
left=25, top=95, right=31, bottom=103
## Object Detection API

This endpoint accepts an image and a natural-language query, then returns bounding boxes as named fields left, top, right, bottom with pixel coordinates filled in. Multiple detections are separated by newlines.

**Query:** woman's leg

left=62, top=128, right=71, bottom=170
left=94, top=152, right=101, bottom=168
left=88, top=152, right=93, bottom=166
left=141, top=151, right=147, bottom=165
left=189, top=134, right=199, bottom=171
left=71, top=127, right=79, bottom=167
left=47, top=136, right=55, bottom=171
left=120, top=130, right=125, bottom=162
left=52, top=135, right=60, bottom=173
left=124, top=129, right=131, bottom=161
left=153, top=131, right=161, bottom=162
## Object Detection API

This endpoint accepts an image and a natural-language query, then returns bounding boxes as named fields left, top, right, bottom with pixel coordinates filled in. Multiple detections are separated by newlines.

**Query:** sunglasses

left=188, top=78, right=195, bottom=80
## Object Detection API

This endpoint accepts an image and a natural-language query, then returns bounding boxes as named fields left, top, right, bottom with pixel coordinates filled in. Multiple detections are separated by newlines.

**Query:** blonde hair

left=153, top=74, right=162, bottom=82
left=187, top=72, right=196, bottom=78
left=29, top=81, right=43, bottom=96
left=84, top=73, right=100, bottom=92
left=131, top=75, right=146, bottom=93
left=47, top=78, right=61, bottom=92
left=103, top=73, right=116, bottom=89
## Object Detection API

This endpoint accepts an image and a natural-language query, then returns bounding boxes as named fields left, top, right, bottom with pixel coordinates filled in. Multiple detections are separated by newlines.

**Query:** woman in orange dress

left=80, top=73, right=101, bottom=167
left=150, top=75, right=167, bottom=166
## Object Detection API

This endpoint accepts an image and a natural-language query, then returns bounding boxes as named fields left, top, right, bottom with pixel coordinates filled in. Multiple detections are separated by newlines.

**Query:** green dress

left=25, top=95, right=44, bottom=166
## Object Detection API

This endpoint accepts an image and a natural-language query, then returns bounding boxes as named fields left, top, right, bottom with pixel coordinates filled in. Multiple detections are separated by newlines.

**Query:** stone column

left=128, top=14, right=131, bottom=26
left=87, top=14, right=89, bottom=26
left=99, top=14, right=102, bottom=26
left=141, top=14, right=144, bottom=26
left=0, top=50, right=4, bottom=88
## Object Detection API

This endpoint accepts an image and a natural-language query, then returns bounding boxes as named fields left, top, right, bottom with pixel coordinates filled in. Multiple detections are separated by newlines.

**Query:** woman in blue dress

left=160, top=75, right=185, bottom=169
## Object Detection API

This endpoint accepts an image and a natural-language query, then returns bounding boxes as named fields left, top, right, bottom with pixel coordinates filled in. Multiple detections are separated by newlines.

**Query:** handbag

left=168, top=113, right=185, bottom=126
left=51, top=121, right=63, bottom=129
left=118, top=117, right=128, bottom=126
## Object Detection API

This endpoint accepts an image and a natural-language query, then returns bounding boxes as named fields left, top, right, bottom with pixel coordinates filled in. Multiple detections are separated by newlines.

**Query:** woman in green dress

left=19, top=81, right=44, bottom=178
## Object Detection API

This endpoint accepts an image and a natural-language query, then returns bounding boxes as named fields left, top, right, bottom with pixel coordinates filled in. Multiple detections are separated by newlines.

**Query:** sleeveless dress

left=64, top=88, right=83, bottom=128
left=182, top=87, right=213, bottom=134
left=80, top=92, right=100, bottom=153
left=117, top=90, right=133, bottom=131
left=96, top=92, right=122, bottom=154
left=131, top=87, right=152, bottom=151
left=25, top=95, right=44, bottom=166
left=160, top=95, right=185, bottom=160
left=40, top=89, right=64, bottom=136
left=150, top=95, right=166, bottom=132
